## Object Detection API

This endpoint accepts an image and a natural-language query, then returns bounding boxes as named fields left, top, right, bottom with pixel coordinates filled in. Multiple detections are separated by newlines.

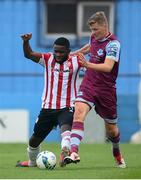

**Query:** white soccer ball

left=36, top=151, right=56, bottom=170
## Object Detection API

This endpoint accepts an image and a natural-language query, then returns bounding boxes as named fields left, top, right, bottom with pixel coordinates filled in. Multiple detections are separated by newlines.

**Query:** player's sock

left=108, top=133, right=126, bottom=168
left=108, top=132, right=120, bottom=156
left=61, top=130, right=71, bottom=150
left=59, top=131, right=71, bottom=167
left=27, top=145, right=40, bottom=166
left=70, top=121, right=84, bottom=153
left=63, top=121, right=83, bottom=165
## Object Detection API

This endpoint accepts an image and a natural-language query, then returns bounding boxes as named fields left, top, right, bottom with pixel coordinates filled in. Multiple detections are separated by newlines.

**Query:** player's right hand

left=78, top=53, right=88, bottom=68
left=21, top=33, right=32, bottom=41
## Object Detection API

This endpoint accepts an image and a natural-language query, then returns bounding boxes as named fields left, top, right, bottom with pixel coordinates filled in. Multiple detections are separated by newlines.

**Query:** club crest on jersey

left=97, top=49, right=104, bottom=56
left=67, top=61, right=71, bottom=67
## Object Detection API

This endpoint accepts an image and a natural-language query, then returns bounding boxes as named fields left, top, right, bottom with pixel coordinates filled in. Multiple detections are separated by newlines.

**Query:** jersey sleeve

left=38, top=53, right=52, bottom=67
left=105, top=40, right=121, bottom=62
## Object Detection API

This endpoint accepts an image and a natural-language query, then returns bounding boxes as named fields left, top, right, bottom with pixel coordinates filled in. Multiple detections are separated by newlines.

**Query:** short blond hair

left=87, top=11, right=108, bottom=26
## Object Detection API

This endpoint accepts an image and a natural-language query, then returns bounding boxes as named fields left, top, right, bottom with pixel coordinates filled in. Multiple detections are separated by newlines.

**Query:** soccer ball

left=36, top=151, right=56, bottom=170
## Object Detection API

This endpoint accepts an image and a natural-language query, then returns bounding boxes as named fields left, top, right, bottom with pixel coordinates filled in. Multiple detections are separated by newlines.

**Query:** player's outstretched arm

left=78, top=53, right=115, bottom=73
left=21, top=33, right=42, bottom=63
left=70, top=43, right=90, bottom=56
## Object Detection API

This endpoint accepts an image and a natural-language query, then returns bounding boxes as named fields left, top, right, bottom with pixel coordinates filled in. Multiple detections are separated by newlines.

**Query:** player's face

left=53, top=44, right=70, bottom=63
left=89, top=22, right=108, bottom=40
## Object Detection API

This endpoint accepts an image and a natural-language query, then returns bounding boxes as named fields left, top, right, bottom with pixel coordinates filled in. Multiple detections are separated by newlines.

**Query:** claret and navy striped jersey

left=39, top=53, right=81, bottom=109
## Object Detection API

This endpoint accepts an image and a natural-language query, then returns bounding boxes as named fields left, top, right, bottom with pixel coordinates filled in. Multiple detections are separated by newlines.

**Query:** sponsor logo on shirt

left=107, top=44, right=118, bottom=57
left=69, top=107, right=74, bottom=113
left=53, top=68, right=70, bottom=73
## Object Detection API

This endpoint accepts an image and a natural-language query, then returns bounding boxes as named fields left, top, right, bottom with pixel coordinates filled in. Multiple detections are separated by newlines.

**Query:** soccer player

left=64, top=11, right=126, bottom=168
left=16, top=33, right=81, bottom=167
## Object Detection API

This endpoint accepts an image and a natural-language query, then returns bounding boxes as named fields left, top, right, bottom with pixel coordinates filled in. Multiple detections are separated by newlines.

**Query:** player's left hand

left=21, top=33, right=32, bottom=41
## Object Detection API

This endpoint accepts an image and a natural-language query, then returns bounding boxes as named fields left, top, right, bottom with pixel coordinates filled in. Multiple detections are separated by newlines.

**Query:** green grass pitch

left=0, top=143, right=141, bottom=179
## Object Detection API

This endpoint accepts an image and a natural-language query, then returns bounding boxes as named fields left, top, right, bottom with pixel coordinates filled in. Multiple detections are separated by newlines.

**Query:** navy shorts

left=33, top=107, right=74, bottom=139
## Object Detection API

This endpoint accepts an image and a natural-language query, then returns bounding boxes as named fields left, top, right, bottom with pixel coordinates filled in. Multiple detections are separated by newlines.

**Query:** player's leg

left=58, top=107, right=74, bottom=167
left=16, top=135, right=45, bottom=167
left=105, top=121, right=126, bottom=168
left=59, top=124, right=71, bottom=167
left=64, top=101, right=91, bottom=164
left=16, top=109, right=55, bottom=167
left=26, top=135, right=43, bottom=167
left=95, top=89, right=126, bottom=168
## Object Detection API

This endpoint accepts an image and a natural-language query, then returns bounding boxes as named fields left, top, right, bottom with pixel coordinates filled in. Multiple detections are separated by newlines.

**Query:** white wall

left=0, top=109, right=29, bottom=143
left=83, top=110, right=105, bottom=143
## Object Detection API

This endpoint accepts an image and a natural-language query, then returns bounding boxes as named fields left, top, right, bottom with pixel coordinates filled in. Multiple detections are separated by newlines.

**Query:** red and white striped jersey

left=39, top=53, right=81, bottom=109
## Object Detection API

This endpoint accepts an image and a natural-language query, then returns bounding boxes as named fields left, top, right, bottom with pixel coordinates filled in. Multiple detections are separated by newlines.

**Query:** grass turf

left=0, top=143, right=141, bottom=179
